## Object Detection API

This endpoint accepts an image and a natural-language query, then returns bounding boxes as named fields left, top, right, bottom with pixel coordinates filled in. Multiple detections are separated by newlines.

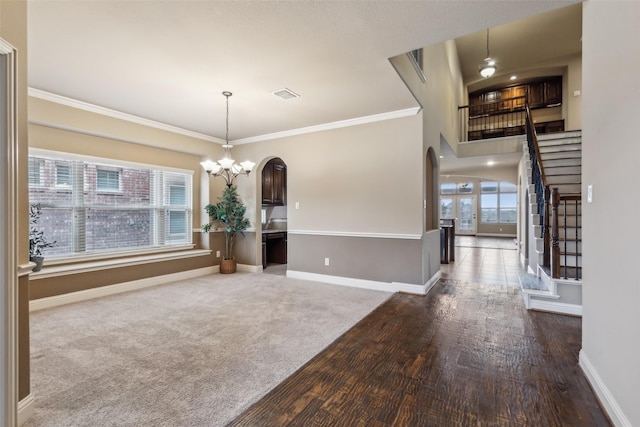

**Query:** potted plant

left=29, top=203, right=56, bottom=272
left=202, top=185, right=251, bottom=274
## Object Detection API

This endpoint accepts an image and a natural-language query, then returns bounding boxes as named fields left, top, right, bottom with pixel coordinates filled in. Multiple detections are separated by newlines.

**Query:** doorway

left=440, top=195, right=477, bottom=235
left=260, top=157, right=287, bottom=274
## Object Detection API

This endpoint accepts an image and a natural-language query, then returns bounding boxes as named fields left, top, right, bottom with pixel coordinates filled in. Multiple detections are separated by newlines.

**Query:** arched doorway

left=260, top=157, right=287, bottom=274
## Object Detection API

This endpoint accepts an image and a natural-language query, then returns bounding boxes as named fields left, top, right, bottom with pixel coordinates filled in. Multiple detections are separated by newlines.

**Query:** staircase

left=520, top=130, right=583, bottom=316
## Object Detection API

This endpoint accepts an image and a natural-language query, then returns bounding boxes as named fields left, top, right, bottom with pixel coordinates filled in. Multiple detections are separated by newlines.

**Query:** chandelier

left=200, top=91, right=255, bottom=187
left=479, top=28, right=497, bottom=78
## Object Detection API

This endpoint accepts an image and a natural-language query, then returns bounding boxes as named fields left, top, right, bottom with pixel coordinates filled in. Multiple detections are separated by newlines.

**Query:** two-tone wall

left=27, top=96, right=224, bottom=300
left=231, top=114, right=427, bottom=289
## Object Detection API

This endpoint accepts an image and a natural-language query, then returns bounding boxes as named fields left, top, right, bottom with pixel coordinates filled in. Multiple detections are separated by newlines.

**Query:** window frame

left=28, top=148, right=194, bottom=260
left=480, top=180, right=517, bottom=224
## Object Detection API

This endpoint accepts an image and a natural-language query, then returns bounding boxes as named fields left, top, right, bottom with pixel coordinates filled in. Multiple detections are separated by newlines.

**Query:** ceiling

left=27, top=1, right=581, bottom=145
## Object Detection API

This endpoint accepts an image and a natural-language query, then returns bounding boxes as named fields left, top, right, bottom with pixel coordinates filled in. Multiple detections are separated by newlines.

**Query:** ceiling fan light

left=479, top=59, right=497, bottom=78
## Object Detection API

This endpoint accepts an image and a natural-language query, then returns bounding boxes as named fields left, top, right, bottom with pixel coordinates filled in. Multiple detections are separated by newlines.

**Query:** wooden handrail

left=525, top=104, right=547, bottom=186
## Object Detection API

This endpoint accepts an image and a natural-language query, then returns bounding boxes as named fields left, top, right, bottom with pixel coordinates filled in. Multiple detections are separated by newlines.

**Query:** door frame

left=440, top=195, right=477, bottom=236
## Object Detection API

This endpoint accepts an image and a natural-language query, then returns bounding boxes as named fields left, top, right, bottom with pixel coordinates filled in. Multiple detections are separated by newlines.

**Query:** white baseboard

left=18, top=393, right=35, bottom=426
left=237, top=263, right=262, bottom=273
left=528, top=298, right=582, bottom=316
left=579, top=350, right=632, bottom=427
left=476, top=233, right=517, bottom=238
left=30, top=266, right=218, bottom=311
left=286, top=270, right=440, bottom=295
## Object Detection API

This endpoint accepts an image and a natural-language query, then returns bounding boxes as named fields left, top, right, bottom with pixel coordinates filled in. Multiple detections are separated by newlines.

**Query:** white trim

left=236, top=263, right=262, bottom=273
left=579, top=350, right=632, bottom=427
left=528, top=299, right=582, bottom=316
left=17, top=394, right=34, bottom=426
left=0, top=37, right=19, bottom=427
left=30, top=249, right=211, bottom=279
left=286, top=270, right=438, bottom=295
left=232, top=107, right=421, bottom=145
left=29, top=88, right=421, bottom=147
left=29, top=88, right=222, bottom=144
left=476, top=233, right=517, bottom=238
left=287, top=230, right=422, bottom=240
left=30, top=266, right=217, bottom=312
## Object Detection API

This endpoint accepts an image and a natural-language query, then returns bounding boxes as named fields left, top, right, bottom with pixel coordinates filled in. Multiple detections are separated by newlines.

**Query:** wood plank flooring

left=229, top=247, right=609, bottom=426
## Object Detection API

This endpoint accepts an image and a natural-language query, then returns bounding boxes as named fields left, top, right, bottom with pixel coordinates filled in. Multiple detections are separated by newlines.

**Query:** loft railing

left=458, top=96, right=527, bottom=142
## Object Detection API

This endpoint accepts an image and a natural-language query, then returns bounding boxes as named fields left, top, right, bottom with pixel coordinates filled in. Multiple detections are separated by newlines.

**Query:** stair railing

left=524, top=104, right=552, bottom=273
left=554, top=194, right=582, bottom=280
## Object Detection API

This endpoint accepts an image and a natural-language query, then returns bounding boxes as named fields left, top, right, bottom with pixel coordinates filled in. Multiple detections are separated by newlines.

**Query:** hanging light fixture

left=479, top=28, right=497, bottom=78
left=200, top=91, right=255, bottom=187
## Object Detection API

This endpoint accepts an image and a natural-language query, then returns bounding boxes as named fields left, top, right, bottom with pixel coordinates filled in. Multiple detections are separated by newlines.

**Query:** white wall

left=581, top=1, right=640, bottom=425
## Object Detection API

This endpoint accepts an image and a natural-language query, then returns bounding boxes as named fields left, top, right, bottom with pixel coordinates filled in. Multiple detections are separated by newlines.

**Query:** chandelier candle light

left=200, top=91, right=255, bottom=187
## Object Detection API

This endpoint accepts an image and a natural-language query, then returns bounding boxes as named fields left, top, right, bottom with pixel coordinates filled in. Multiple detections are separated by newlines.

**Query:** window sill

left=30, top=249, right=212, bottom=280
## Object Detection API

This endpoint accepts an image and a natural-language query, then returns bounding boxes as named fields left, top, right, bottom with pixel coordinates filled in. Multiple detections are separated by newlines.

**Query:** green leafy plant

left=29, top=203, right=56, bottom=260
left=202, top=185, right=250, bottom=260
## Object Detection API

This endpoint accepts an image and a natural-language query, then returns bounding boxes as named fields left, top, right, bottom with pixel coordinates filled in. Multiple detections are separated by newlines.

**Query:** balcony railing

left=458, top=96, right=528, bottom=142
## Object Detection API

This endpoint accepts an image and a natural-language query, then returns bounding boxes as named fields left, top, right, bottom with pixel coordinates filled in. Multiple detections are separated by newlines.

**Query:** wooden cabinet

left=264, top=232, right=287, bottom=265
left=262, top=158, right=286, bottom=205
left=469, top=76, right=562, bottom=115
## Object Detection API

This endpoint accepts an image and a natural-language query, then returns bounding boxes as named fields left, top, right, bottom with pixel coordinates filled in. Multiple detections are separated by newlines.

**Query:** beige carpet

left=25, top=272, right=391, bottom=427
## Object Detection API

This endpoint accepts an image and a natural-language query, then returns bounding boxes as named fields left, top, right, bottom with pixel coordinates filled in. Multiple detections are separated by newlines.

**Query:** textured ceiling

left=27, top=1, right=580, bottom=143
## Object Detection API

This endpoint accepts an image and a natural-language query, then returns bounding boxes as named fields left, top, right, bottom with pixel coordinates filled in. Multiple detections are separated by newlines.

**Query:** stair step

left=537, top=131, right=582, bottom=141
left=518, top=272, right=549, bottom=292
left=538, top=138, right=582, bottom=147
left=539, top=145, right=581, bottom=154
left=540, top=151, right=582, bottom=161
left=544, top=158, right=582, bottom=167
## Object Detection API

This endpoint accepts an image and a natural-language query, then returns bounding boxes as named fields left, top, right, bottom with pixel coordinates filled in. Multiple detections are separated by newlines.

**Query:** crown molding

left=29, top=88, right=421, bottom=146
left=28, top=88, right=224, bottom=144
left=232, top=106, right=421, bottom=145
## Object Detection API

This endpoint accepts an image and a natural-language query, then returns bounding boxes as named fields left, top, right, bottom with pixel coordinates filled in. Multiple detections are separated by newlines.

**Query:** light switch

left=587, top=185, right=593, bottom=203
left=295, top=202, right=300, bottom=210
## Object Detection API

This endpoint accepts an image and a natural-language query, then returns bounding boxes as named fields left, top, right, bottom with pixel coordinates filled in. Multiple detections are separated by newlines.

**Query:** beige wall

left=234, top=115, right=423, bottom=236
left=229, top=114, right=426, bottom=286
left=27, top=100, right=226, bottom=299
left=581, top=1, right=640, bottom=425
left=1, top=0, right=31, bottom=404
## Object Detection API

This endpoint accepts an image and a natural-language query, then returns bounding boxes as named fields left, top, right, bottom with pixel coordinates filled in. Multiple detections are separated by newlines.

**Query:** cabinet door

left=528, top=81, right=545, bottom=107
left=483, top=90, right=500, bottom=113
left=545, top=78, right=562, bottom=105
left=272, top=162, right=286, bottom=205
left=262, top=163, right=274, bottom=204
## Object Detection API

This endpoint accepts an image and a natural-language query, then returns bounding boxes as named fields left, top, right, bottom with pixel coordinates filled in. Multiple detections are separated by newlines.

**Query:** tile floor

left=441, top=238, right=526, bottom=287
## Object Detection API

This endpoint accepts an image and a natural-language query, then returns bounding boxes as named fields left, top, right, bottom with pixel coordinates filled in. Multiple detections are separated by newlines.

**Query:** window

left=440, top=198, right=454, bottom=219
left=457, top=182, right=473, bottom=194
left=481, top=181, right=517, bottom=223
left=441, top=183, right=456, bottom=194
left=56, top=163, right=72, bottom=187
left=96, top=168, right=121, bottom=191
left=28, top=158, right=42, bottom=186
left=28, top=150, right=193, bottom=258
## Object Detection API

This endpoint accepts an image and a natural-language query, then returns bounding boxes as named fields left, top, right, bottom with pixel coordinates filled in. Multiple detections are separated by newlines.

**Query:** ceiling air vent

left=272, top=88, right=300, bottom=100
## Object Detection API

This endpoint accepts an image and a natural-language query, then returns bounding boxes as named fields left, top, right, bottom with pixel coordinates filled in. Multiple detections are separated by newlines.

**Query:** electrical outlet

left=216, top=250, right=221, bottom=258
left=324, top=258, right=330, bottom=266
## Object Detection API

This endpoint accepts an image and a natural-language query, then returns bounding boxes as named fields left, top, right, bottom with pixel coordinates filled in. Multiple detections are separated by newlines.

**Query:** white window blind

left=28, top=150, right=193, bottom=258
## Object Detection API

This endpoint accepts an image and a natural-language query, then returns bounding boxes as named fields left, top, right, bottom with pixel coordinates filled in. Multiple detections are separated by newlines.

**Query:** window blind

left=28, top=150, right=193, bottom=258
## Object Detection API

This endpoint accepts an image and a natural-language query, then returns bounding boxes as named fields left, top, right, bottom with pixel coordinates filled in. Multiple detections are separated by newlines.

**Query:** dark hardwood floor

left=229, top=243, right=609, bottom=426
